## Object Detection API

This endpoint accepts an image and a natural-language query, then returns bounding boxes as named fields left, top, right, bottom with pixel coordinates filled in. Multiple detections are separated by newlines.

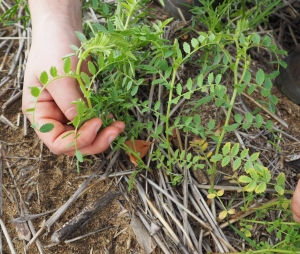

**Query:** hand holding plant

left=22, top=0, right=125, bottom=156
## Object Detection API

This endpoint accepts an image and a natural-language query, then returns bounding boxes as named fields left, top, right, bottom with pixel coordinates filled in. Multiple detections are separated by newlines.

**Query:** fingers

left=23, top=98, right=125, bottom=155
left=292, top=179, right=300, bottom=222
left=65, top=121, right=125, bottom=156
left=35, top=115, right=124, bottom=155
left=26, top=101, right=68, bottom=124
left=23, top=84, right=125, bottom=156
left=46, top=76, right=85, bottom=120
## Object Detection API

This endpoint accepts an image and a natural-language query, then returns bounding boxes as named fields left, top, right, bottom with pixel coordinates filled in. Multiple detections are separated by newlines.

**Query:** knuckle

left=76, top=137, right=89, bottom=148
left=63, top=106, right=78, bottom=121
left=50, top=148, right=62, bottom=155
left=48, top=144, right=63, bottom=155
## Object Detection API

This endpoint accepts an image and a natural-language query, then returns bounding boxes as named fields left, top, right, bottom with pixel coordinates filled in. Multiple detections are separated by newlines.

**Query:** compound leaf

left=227, top=209, right=235, bottom=215
left=39, top=123, right=54, bottom=133
left=76, top=99, right=85, bottom=115
left=81, top=72, right=90, bottom=85
left=231, top=143, right=240, bottom=156
left=250, top=152, right=259, bottom=162
left=233, top=158, right=241, bottom=170
left=75, top=31, right=87, bottom=42
left=183, top=42, right=190, bottom=54
left=25, top=107, right=35, bottom=113
left=40, top=71, right=48, bottom=85
left=276, top=172, right=285, bottom=186
left=50, top=66, right=58, bottom=77
left=238, top=175, right=252, bottom=183
left=30, top=87, right=40, bottom=98
left=207, top=193, right=216, bottom=199
left=217, top=189, right=224, bottom=196
left=275, top=185, right=284, bottom=195
left=76, top=150, right=83, bottom=162
left=64, top=57, right=71, bottom=73
left=262, top=167, right=271, bottom=183
left=256, top=69, right=265, bottom=85
left=240, top=148, right=249, bottom=159
left=222, top=142, right=231, bottom=155
left=221, top=155, right=230, bottom=167
left=219, top=210, right=228, bottom=220
left=210, top=154, right=222, bottom=162
left=245, top=181, right=256, bottom=192
left=255, top=182, right=266, bottom=194
left=88, top=61, right=96, bottom=75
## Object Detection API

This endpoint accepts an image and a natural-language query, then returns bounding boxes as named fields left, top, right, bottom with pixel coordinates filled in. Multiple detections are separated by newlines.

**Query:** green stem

left=166, top=67, right=178, bottom=175
left=251, top=199, right=290, bottom=210
left=243, top=219, right=298, bottom=226
left=222, top=250, right=300, bottom=254
left=211, top=39, right=241, bottom=189
left=75, top=56, right=92, bottom=109
left=211, top=87, right=238, bottom=188
left=124, top=0, right=139, bottom=30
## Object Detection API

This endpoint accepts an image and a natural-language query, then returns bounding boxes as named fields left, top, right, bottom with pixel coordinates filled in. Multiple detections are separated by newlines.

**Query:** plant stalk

left=165, top=67, right=178, bottom=176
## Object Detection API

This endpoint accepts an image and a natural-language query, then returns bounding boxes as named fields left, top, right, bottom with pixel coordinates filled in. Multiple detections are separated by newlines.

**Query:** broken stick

left=51, top=191, right=120, bottom=243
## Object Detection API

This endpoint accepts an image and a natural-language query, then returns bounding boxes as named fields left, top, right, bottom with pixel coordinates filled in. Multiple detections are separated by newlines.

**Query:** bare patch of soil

left=0, top=98, right=145, bottom=254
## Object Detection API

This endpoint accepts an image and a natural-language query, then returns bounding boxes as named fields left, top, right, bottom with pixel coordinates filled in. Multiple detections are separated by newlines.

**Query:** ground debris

left=14, top=221, right=31, bottom=241
left=51, top=191, right=120, bottom=243
left=130, top=213, right=157, bottom=254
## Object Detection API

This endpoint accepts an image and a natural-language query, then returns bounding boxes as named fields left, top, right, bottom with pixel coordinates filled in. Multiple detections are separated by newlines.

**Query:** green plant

left=229, top=197, right=300, bottom=253
left=208, top=142, right=286, bottom=195
left=207, top=188, right=236, bottom=220
left=24, top=0, right=300, bottom=251
left=0, top=0, right=30, bottom=27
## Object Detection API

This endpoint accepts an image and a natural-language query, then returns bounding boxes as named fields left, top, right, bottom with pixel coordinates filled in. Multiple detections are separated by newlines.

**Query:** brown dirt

left=0, top=97, right=145, bottom=254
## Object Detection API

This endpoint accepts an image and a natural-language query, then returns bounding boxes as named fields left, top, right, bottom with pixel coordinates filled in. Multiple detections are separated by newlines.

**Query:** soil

left=0, top=98, right=144, bottom=254
left=1, top=1, right=300, bottom=254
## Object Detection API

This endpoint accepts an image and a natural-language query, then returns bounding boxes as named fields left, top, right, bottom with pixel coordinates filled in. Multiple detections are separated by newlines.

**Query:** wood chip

left=130, top=213, right=157, bottom=254
left=14, top=222, right=31, bottom=241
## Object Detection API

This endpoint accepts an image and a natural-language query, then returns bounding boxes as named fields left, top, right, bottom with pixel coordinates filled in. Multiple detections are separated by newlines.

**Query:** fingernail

left=94, top=124, right=101, bottom=134
left=108, top=135, right=117, bottom=144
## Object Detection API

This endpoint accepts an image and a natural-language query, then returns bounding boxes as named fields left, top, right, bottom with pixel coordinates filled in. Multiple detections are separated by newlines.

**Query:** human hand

left=22, top=0, right=125, bottom=156
left=292, top=180, right=300, bottom=222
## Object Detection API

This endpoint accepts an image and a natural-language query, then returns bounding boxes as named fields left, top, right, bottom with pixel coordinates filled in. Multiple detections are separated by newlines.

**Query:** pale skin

left=292, top=180, right=300, bottom=222
left=22, top=0, right=125, bottom=156
left=22, top=1, right=300, bottom=221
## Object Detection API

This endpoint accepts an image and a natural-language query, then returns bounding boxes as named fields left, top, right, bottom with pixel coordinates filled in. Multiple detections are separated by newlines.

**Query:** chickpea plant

left=23, top=0, right=300, bottom=251
left=26, top=0, right=286, bottom=189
